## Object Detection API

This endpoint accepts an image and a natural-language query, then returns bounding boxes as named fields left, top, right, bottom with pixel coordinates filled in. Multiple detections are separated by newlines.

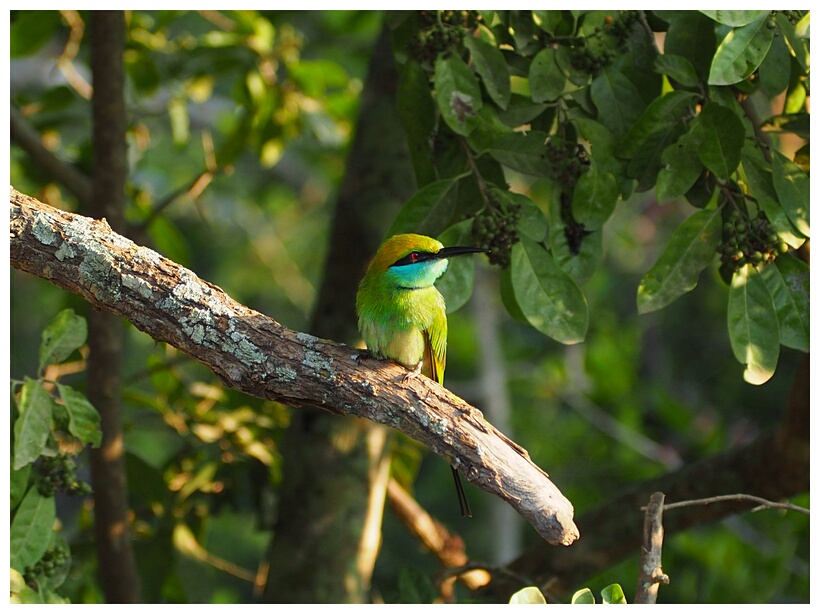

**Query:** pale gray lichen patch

left=302, top=349, right=335, bottom=381
left=274, top=365, right=298, bottom=382
left=122, top=273, right=154, bottom=299
left=172, top=271, right=205, bottom=302
left=134, top=245, right=163, bottom=268
left=295, top=331, right=319, bottom=346
left=78, top=248, right=121, bottom=301
left=228, top=331, right=266, bottom=365
left=54, top=240, right=76, bottom=261
left=31, top=216, right=58, bottom=246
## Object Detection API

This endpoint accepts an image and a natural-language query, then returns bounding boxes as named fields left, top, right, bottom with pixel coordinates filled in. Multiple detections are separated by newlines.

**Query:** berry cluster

left=773, top=10, right=804, bottom=26
left=568, top=11, right=639, bottom=76
left=35, top=453, right=92, bottom=498
left=24, top=543, right=70, bottom=584
left=409, top=11, right=480, bottom=67
left=472, top=199, right=522, bottom=267
left=542, top=137, right=590, bottom=188
left=718, top=209, right=786, bottom=273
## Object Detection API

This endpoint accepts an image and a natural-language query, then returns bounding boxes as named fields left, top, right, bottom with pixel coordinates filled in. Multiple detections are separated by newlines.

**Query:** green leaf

left=497, top=94, right=549, bottom=128
left=37, top=533, right=72, bottom=592
left=728, top=264, right=779, bottom=385
left=761, top=255, right=809, bottom=352
left=555, top=44, right=591, bottom=87
left=14, top=378, right=55, bottom=470
left=10, top=486, right=56, bottom=570
left=689, top=102, right=745, bottom=180
left=547, top=183, right=602, bottom=285
left=709, top=14, right=774, bottom=86
left=509, top=586, right=547, bottom=604
left=11, top=465, right=31, bottom=511
left=10, top=10, right=62, bottom=57
left=573, top=118, right=628, bottom=194
left=387, top=174, right=466, bottom=237
left=664, top=11, right=719, bottom=80
left=590, top=67, right=645, bottom=138
left=572, top=161, right=619, bottom=230
left=436, top=220, right=480, bottom=313
left=654, top=54, right=700, bottom=88
left=510, top=237, right=588, bottom=344
left=601, top=583, right=628, bottom=604
left=775, top=12, right=809, bottom=72
left=513, top=192, right=550, bottom=242
left=528, top=47, right=567, bottom=103
left=757, top=34, right=792, bottom=98
left=38, top=309, right=87, bottom=373
left=572, top=588, right=596, bottom=604
left=464, top=35, right=511, bottom=109
left=771, top=151, right=810, bottom=238
left=741, top=152, right=805, bottom=249
left=700, top=10, right=770, bottom=27
left=499, top=265, right=530, bottom=324
left=486, top=131, right=550, bottom=177
left=656, top=133, right=703, bottom=203
left=637, top=208, right=722, bottom=314
left=621, top=91, right=699, bottom=160
left=434, top=54, right=483, bottom=136
left=57, top=384, right=102, bottom=448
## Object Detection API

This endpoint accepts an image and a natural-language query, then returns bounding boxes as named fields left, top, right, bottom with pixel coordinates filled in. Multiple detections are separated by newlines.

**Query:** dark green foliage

left=10, top=9, right=809, bottom=604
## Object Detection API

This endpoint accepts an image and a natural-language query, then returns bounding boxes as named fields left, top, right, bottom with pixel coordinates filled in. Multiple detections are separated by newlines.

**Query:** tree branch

left=9, top=187, right=579, bottom=547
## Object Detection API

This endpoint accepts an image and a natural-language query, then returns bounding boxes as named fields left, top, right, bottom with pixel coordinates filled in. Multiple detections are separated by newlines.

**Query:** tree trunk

left=87, top=10, right=141, bottom=603
left=261, top=23, right=416, bottom=603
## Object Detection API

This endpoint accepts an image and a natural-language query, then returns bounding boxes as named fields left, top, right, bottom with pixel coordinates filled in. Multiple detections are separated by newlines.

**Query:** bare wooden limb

left=634, top=492, right=669, bottom=604
left=9, top=188, right=579, bottom=547
left=660, top=494, right=809, bottom=516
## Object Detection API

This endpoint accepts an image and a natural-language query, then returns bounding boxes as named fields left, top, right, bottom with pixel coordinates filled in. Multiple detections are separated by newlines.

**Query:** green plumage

left=356, top=233, right=485, bottom=517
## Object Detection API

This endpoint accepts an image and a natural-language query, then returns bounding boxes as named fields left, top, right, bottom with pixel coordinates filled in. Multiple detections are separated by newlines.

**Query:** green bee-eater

left=356, top=233, right=487, bottom=517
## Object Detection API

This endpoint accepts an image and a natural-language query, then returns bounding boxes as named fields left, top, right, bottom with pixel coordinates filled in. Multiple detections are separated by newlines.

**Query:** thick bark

left=87, top=11, right=141, bottom=603
left=10, top=188, right=580, bottom=551
left=262, top=24, right=417, bottom=603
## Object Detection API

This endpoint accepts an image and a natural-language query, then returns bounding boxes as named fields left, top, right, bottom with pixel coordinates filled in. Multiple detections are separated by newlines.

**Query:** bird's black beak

left=436, top=245, right=489, bottom=260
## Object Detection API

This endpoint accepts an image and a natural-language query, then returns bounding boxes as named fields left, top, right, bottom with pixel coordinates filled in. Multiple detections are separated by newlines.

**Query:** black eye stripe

left=392, top=250, right=436, bottom=267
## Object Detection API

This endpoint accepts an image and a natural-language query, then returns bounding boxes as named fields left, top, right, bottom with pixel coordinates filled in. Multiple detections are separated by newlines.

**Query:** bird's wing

left=423, top=306, right=448, bottom=385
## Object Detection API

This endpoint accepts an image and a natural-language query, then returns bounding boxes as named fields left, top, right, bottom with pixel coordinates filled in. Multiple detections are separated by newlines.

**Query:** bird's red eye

left=409, top=251, right=420, bottom=262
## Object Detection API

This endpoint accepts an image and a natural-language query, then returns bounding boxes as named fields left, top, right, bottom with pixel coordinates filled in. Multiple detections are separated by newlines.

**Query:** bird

left=356, top=233, right=487, bottom=517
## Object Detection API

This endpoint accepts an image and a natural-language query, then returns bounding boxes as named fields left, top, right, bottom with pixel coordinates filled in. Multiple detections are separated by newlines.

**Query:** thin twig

left=657, top=494, right=809, bottom=516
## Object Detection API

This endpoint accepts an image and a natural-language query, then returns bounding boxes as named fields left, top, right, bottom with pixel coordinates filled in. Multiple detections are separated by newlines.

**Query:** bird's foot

left=402, top=360, right=424, bottom=382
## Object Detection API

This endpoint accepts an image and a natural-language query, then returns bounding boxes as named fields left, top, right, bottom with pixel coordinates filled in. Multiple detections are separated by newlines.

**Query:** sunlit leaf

left=700, top=10, right=770, bottom=27
left=13, top=378, right=55, bottom=470
left=10, top=486, right=56, bottom=570
left=39, top=309, right=87, bottom=373
left=771, top=151, right=810, bottom=238
left=57, top=384, right=102, bottom=448
left=728, top=264, right=779, bottom=385
left=601, top=583, right=628, bottom=604
left=709, top=14, right=774, bottom=85
left=509, top=586, right=547, bottom=604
